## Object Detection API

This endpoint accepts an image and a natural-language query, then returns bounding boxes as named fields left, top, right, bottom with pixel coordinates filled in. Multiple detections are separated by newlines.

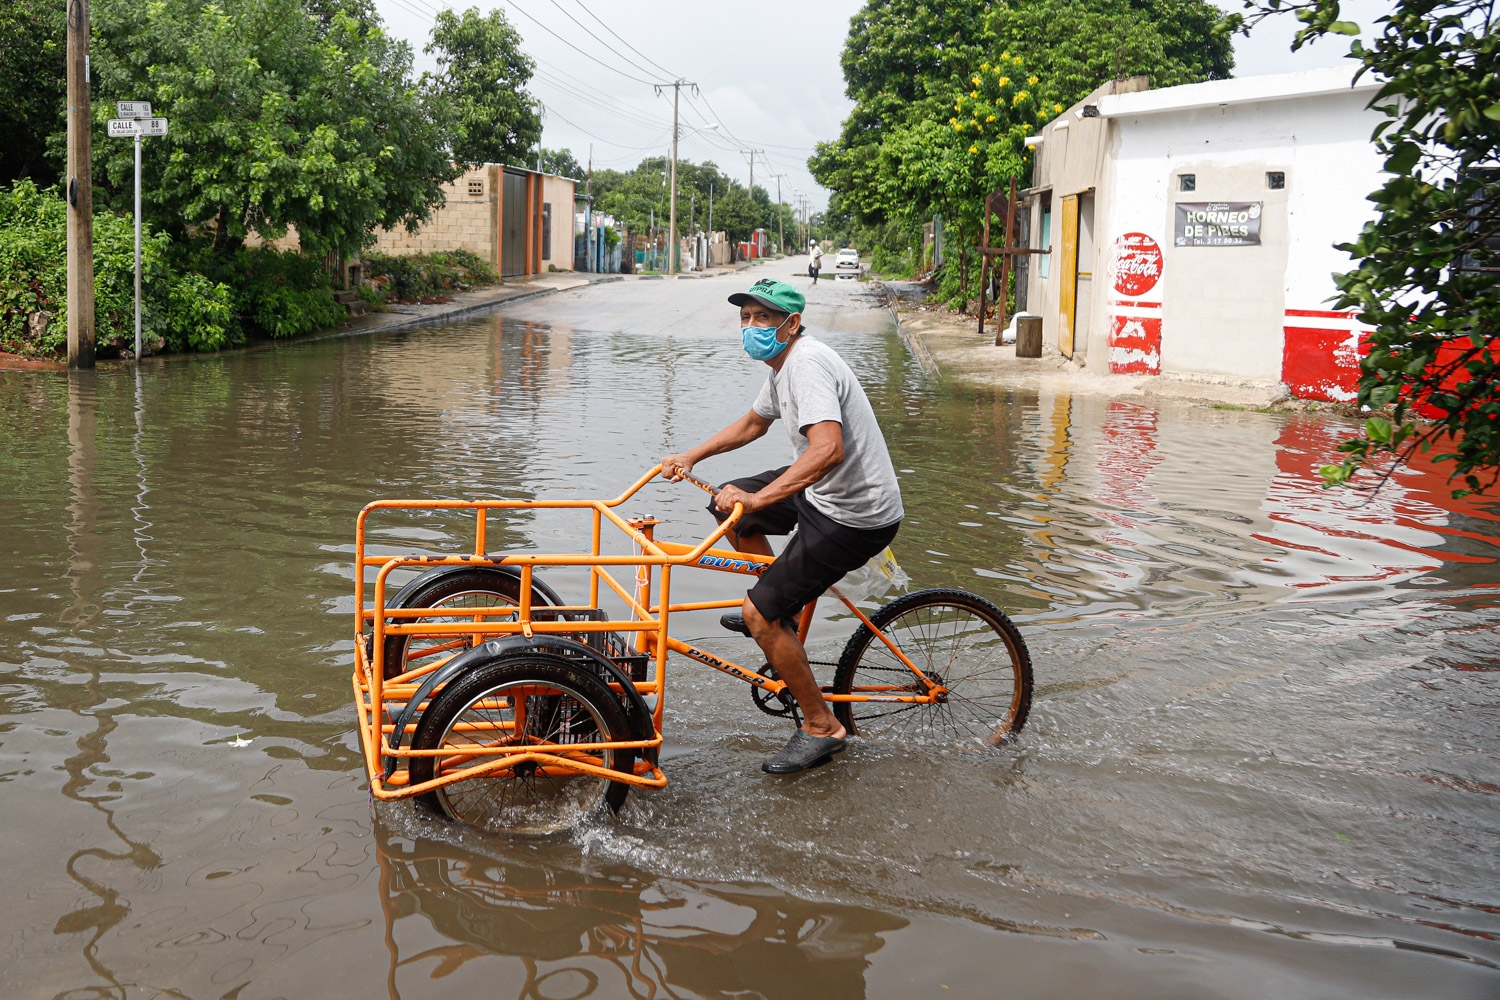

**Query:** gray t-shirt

left=752, top=336, right=904, bottom=529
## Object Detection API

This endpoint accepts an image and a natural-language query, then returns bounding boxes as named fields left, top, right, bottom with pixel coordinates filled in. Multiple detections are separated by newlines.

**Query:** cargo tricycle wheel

left=380, top=567, right=557, bottom=680
left=408, top=654, right=634, bottom=835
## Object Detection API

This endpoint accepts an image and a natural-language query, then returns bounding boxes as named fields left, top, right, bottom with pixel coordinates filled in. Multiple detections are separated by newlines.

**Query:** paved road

left=492, top=262, right=890, bottom=342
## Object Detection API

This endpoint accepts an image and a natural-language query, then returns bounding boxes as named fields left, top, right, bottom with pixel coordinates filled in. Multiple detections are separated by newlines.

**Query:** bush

left=184, top=246, right=346, bottom=339
left=0, top=180, right=235, bottom=356
left=364, top=249, right=499, bottom=300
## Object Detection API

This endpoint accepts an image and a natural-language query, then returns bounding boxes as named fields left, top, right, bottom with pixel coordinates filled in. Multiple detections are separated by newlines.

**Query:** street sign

left=107, top=118, right=168, bottom=137
left=104, top=114, right=170, bottom=361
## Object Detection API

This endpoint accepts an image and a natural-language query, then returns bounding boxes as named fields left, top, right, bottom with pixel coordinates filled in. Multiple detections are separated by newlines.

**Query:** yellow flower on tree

left=1054, top=103, right=1064, bottom=113
left=1013, top=91, right=1029, bottom=106
left=1028, top=75, right=1039, bottom=85
left=971, top=90, right=979, bottom=98
left=998, top=76, right=1009, bottom=87
left=969, top=145, right=979, bottom=154
left=986, top=114, right=997, bottom=122
left=980, top=62, right=990, bottom=71
left=972, top=75, right=982, bottom=86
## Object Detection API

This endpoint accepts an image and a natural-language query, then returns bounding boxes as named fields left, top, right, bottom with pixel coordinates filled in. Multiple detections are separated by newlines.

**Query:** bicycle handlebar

left=677, top=471, right=721, bottom=496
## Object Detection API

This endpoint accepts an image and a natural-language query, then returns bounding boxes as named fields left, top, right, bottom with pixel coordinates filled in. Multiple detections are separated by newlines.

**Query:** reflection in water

left=59, top=373, right=161, bottom=999
left=373, top=815, right=904, bottom=1000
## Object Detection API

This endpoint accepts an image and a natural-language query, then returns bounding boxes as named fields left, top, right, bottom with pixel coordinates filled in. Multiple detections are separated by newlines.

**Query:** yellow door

left=1057, top=194, right=1080, bottom=358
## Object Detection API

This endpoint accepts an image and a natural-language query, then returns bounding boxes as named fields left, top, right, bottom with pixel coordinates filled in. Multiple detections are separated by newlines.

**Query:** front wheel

left=408, top=654, right=635, bottom=835
left=832, top=588, right=1033, bottom=745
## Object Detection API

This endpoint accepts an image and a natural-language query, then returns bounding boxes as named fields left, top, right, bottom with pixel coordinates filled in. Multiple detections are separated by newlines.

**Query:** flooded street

left=2, top=271, right=1497, bottom=998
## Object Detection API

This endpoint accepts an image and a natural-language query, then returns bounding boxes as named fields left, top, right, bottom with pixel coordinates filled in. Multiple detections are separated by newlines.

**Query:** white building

left=1021, top=68, right=1384, bottom=401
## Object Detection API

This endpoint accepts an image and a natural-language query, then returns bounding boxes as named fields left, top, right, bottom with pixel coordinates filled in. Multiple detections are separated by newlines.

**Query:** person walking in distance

left=808, top=241, right=823, bottom=285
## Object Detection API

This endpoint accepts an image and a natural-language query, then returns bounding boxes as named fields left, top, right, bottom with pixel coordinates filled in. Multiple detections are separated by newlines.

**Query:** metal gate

left=502, top=172, right=527, bottom=277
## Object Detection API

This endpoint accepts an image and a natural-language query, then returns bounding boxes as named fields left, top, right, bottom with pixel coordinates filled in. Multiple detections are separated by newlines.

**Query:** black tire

left=408, top=654, right=634, bottom=834
left=380, top=567, right=555, bottom=680
left=832, top=588, right=1033, bottom=744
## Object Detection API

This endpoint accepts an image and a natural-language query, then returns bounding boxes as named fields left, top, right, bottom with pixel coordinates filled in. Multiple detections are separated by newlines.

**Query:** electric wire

left=564, top=0, right=682, bottom=82
left=497, top=2, right=666, bottom=86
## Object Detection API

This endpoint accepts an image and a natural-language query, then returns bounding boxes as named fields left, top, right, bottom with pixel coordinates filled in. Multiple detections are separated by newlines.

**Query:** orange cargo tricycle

left=351, top=467, right=1033, bottom=835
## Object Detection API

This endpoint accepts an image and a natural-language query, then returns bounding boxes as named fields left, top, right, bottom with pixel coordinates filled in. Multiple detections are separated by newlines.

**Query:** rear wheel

left=380, top=567, right=555, bottom=680
left=408, top=654, right=634, bottom=835
left=832, top=588, right=1032, bottom=745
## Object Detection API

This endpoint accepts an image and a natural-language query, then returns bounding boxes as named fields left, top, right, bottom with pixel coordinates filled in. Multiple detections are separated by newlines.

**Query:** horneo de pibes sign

left=1174, top=201, right=1262, bottom=247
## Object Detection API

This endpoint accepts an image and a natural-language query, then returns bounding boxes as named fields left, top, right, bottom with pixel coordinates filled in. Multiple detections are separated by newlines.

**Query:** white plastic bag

left=828, top=547, right=910, bottom=604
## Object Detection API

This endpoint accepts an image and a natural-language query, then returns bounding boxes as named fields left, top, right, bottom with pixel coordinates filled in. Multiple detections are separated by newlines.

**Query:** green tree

left=539, top=147, right=583, bottom=178
left=0, top=0, right=65, bottom=186
left=425, top=7, right=541, bottom=167
left=987, top=0, right=1232, bottom=105
left=812, top=0, right=1232, bottom=269
left=1225, top=1, right=1499, bottom=496
left=91, top=0, right=455, bottom=256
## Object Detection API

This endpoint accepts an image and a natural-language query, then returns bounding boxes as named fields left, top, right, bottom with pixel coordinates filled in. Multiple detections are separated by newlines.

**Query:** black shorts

left=708, top=467, right=901, bottom=622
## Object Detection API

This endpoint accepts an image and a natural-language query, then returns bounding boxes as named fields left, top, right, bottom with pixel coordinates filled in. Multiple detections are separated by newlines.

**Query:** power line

left=540, top=0, right=680, bottom=85
left=541, top=102, right=669, bottom=150
left=565, top=0, right=681, bottom=82
left=495, top=2, right=666, bottom=85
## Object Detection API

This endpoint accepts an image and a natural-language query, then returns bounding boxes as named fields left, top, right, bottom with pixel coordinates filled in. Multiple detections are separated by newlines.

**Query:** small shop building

left=370, top=164, right=577, bottom=277
left=1021, top=68, right=1384, bottom=401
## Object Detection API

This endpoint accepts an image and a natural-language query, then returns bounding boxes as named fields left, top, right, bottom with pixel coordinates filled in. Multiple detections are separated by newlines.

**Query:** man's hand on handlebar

left=715, top=484, right=760, bottom=515
left=661, top=453, right=694, bottom=482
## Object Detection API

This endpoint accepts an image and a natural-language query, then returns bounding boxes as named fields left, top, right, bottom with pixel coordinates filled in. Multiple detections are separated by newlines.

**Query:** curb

left=872, top=280, right=940, bottom=378
left=322, top=274, right=626, bottom=341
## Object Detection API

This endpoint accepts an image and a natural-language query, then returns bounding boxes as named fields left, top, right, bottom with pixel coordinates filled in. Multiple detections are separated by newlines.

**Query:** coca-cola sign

left=1109, top=232, right=1163, bottom=297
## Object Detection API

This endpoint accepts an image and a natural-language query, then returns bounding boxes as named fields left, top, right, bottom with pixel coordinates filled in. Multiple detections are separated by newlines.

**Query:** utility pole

left=771, top=174, right=786, bottom=254
left=655, top=79, right=698, bottom=275
left=742, top=148, right=765, bottom=254
left=66, top=0, right=95, bottom=369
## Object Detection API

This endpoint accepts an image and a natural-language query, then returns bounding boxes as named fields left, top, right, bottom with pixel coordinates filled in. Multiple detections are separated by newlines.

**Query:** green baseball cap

left=728, top=277, right=805, bottom=316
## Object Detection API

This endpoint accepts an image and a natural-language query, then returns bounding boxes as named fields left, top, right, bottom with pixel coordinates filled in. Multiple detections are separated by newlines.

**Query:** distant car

left=835, top=248, right=860, bottom=271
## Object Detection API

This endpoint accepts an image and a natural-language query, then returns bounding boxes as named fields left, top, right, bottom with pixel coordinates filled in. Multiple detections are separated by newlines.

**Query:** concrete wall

left=371, top=165, right=500, bottom=263
left=370, top=165, right=577, bottom=275
left=540, top=175, right=575, bottom=269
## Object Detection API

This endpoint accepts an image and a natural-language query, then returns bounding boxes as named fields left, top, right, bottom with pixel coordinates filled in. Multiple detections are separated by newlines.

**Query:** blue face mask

left=741, top=319, right=791, bottom=361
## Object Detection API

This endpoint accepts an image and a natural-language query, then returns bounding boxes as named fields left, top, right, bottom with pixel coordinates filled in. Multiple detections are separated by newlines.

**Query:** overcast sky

left=371, top=0, right=1392, bottom=212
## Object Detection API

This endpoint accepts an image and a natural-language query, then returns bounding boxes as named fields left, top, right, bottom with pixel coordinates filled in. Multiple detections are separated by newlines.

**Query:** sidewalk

left=344, top=259, right=765, bottom=331
left=337, top=271, right=621, bottom=338
left=879, top=280, right=1326, bottom=412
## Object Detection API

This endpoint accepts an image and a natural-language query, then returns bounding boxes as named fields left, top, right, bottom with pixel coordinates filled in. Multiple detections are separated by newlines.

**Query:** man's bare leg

left=742, top=597, right=845, bottom=739
left=723, top=527, right=773, bottom=557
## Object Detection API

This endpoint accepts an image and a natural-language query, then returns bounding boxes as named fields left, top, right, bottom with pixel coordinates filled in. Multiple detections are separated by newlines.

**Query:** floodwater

left=1, top=274, right=1497, bottom=999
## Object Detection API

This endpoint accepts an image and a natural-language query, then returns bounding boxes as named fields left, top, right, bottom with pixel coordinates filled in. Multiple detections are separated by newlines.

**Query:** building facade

left=371, top=164, right=577, bottom=276
left=1023, top=68, right=1384, bottom=401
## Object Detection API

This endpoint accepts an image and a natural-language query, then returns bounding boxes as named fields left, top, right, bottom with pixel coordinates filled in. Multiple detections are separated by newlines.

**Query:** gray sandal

left=763, top=729, right=846, bottom=774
